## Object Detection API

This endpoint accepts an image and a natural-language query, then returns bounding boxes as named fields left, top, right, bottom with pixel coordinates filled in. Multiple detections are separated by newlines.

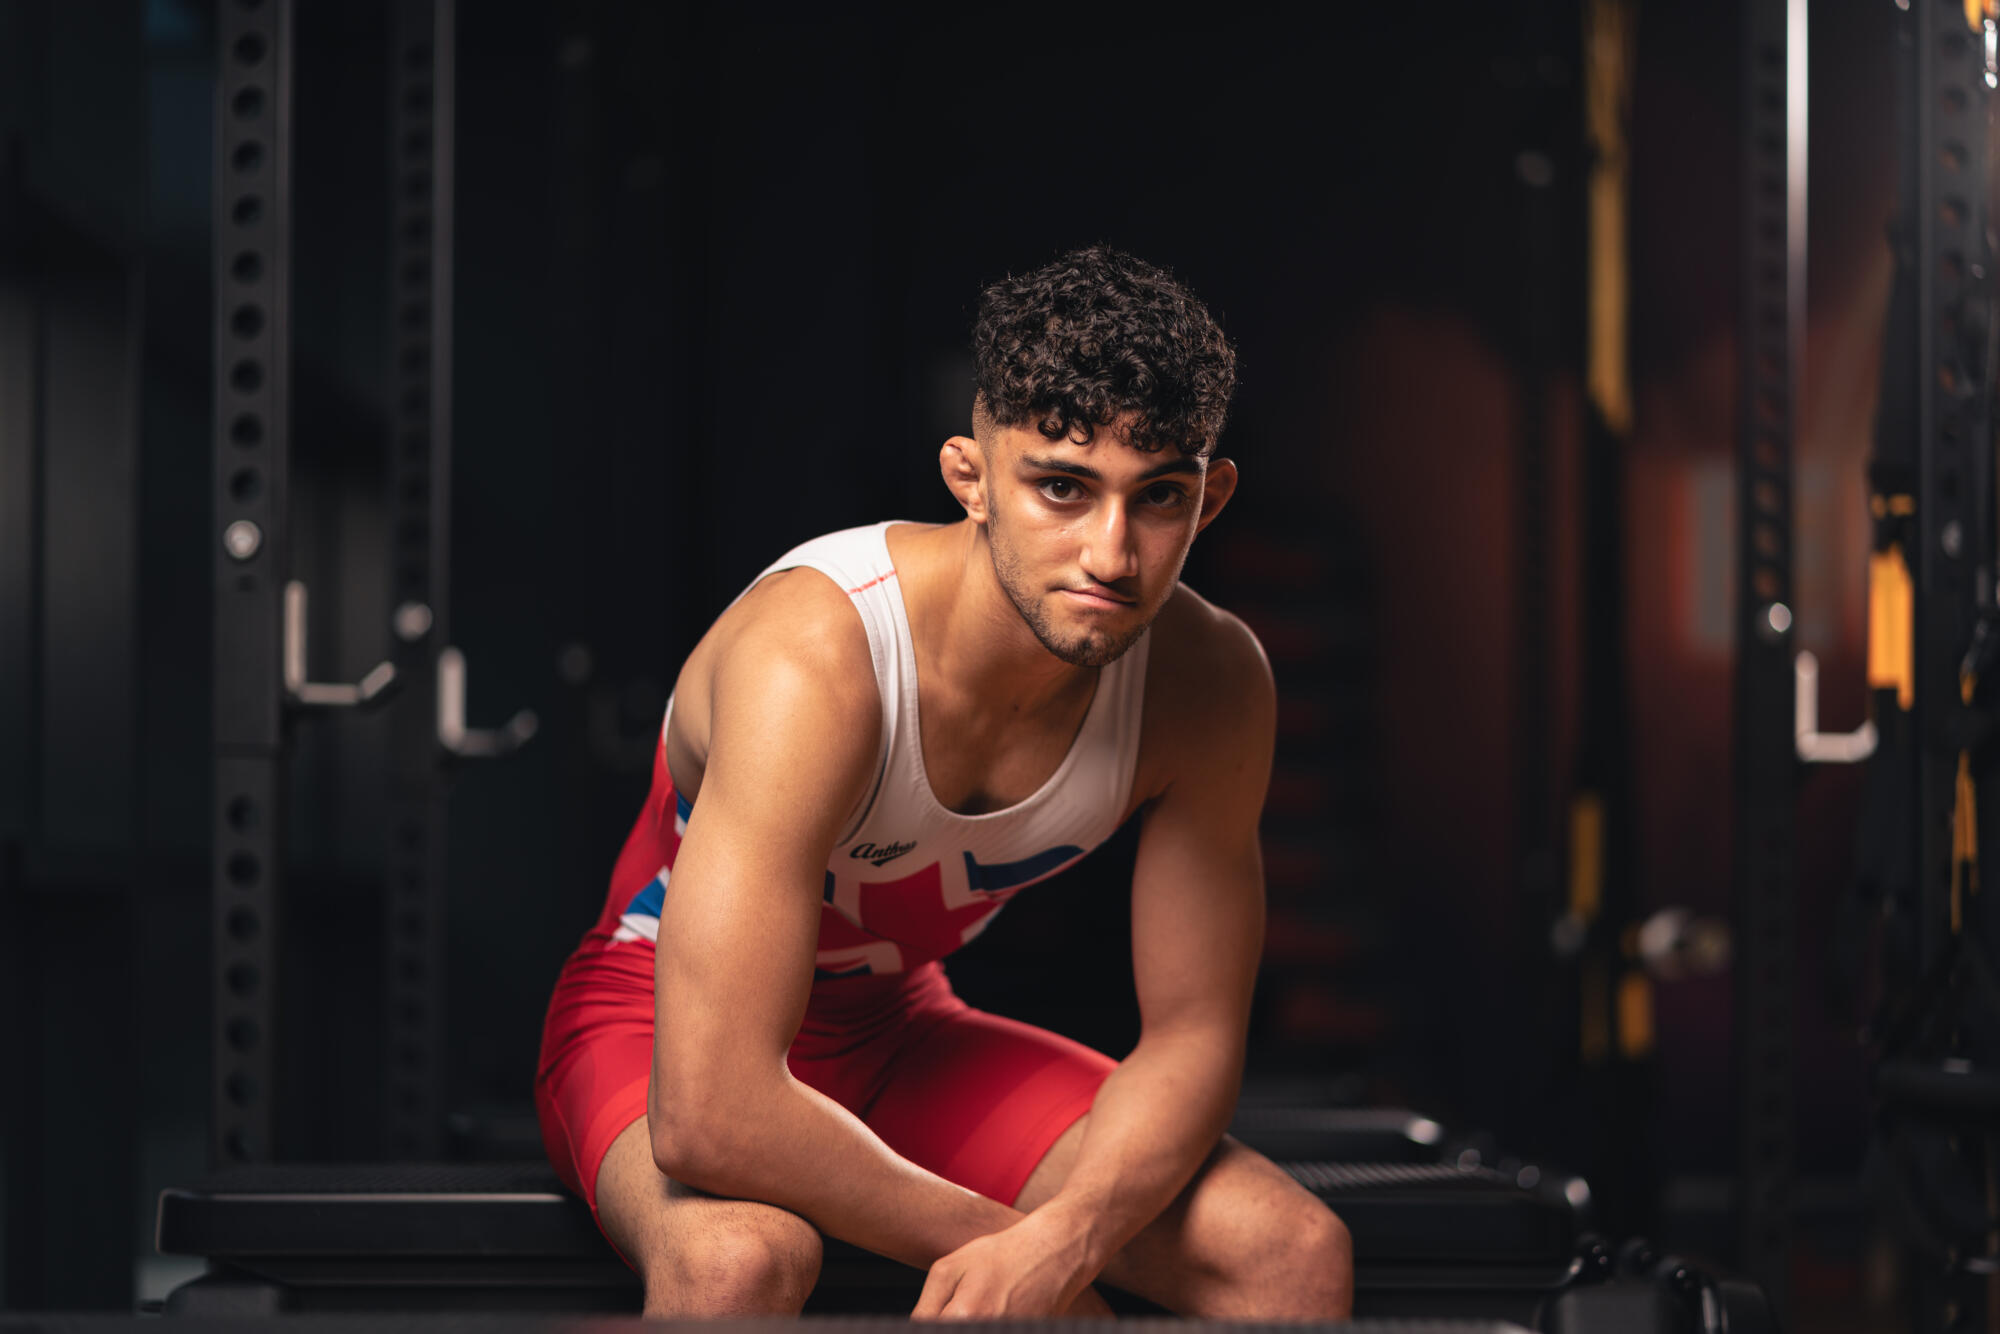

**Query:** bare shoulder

left=671, top=567, right=881, bottom=796
left=1133, top=584, right=1276, bottom=799
left=1149, top=584, right=1273, bottom=694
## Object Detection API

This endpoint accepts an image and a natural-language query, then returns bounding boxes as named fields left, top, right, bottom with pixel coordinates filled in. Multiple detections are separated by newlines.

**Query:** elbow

left=647, top=1097, right=705, bottom=1181
left=648, top=1086, right=728, bottom=1185
left=646, top=1063, right=771, bottom=1193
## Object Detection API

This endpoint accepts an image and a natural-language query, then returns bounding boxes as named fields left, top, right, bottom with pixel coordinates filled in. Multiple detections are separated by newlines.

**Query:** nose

left=1080, top=498, right=1140, bottom=587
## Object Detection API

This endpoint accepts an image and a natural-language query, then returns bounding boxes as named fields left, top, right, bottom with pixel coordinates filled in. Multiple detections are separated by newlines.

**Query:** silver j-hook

left=284, top=581, right=398, bottom=709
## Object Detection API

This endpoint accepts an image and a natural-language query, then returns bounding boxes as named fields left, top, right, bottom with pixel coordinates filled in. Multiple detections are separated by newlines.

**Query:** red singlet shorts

left=534, top=941, right=1114, bottom=1248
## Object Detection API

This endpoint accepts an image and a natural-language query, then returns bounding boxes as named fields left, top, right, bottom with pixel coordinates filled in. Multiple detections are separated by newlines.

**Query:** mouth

left=1060, top=586, right=1137, bottom=610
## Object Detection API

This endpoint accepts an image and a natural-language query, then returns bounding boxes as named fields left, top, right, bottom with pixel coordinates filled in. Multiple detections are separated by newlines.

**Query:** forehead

left=994, top=423, right=1206, bottom=480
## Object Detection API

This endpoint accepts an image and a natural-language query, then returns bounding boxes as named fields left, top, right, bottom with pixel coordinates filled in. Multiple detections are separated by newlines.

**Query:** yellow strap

left=1954, top=750, right=1974, bottom=934
left=1616, top=969, right=1654, bottom=1060
left=1585, top=0, right=1637, bottom=435
left=1569, top=792, right=1605, bottom=923
left=1953, top=671, right=1980, bottom=934
left=1581, top=960, right=1610, bottom=1065
left=1869, top=544, right=1915, bottom=712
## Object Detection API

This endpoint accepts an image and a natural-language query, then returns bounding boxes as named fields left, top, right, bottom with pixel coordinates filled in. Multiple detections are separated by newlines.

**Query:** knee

left=646, top=1212, right=823, bottom=1316
left=1241, top=1199, right=1352, bottom=1320
left=1291, top=1205, right=1353, bottom=1319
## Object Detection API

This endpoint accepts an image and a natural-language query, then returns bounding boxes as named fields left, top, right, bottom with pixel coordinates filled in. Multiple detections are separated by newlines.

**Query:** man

left=536, top=246, right=1353, bottom=1318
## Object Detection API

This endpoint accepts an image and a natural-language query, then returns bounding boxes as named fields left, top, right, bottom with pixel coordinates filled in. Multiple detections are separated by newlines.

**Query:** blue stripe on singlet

left=624, top=874, right=666, bottom=919
left=962, top=845, right=1085, bottom=895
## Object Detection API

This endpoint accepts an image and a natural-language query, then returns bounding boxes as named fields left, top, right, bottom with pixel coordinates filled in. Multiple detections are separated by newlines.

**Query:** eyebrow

left=1019, top=454, right=1203, bottom=482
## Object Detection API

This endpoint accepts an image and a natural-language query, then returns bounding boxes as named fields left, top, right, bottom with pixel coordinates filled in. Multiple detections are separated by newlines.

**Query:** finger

left=912, top=1265, right=958, bottom=1319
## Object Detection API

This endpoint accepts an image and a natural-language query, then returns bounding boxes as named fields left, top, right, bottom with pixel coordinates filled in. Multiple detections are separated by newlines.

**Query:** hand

left=912, top=1212, right=1107, bottom=1318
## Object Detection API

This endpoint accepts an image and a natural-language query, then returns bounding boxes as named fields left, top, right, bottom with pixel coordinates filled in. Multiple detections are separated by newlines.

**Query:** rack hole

left=229, top=467, right=262, bottom=503
left=231, top=195, right=263, bottom=226
left=231, top=305, right=265, bottom=338
left=227, top=852, right=261, bottom=888
left=231, top=251, right=263, bottom=283
left=231, top=86, right=265, bottom=120
left=227, top=962, right=261, bottom=997
left=227, top=906, right=260, bottom=941
left=227, top=1017, right=261, bottom=1052
left=231, top=360, right=264, bottom=393
left=230, top=413, right=263, bottom=447
left=231, top=141, right=265, bottom=173
left=226, top=1072, right=258, bottom=1107
left=226, top=795, right=259, bottom=831
left=234, top=33, right=267, bottom=66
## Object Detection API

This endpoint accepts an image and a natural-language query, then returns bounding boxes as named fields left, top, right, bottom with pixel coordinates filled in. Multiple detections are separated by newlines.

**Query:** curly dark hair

left=971, top=246, right=1236, bottom=457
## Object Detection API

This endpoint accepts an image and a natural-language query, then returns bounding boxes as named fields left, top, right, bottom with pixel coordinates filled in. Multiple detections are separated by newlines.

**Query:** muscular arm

left=646, top=581, right=1021, bottom=1270
left=1036, top=605, right=1275, bottom=1279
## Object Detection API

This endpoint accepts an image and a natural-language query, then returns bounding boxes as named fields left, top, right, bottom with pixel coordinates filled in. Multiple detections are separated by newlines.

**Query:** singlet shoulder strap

left=748, top=521, right=907, bottom=839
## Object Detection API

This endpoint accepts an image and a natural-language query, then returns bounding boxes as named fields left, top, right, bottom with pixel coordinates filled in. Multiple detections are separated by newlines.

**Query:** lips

left=1062, top=586, right=1135, bottom=608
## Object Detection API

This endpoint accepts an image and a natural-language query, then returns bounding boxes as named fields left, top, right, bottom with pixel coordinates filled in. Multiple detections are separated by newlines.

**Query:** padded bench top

left=6, top=1317, right=1536, bottom=1334
left=158, top=1158, right=1578, bottom=1268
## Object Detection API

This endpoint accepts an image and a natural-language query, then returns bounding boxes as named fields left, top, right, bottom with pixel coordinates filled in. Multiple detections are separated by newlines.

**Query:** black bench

left=156, top=1156, right=1587, bottom=1318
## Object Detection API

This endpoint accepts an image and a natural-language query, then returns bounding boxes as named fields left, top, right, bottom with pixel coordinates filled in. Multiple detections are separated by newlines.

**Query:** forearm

left=655, top=1068, right=1022, bottom=1271
left=1035, top=1024, right=1243, bottom=1273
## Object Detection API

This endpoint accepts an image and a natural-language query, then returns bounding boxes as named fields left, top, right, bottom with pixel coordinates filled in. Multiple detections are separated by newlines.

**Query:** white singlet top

left=733, top=520, right=1151, bottom=978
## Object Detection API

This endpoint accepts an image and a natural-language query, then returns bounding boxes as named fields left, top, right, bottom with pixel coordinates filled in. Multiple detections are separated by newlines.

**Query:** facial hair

left=986, top=502, right=1156, bottom=669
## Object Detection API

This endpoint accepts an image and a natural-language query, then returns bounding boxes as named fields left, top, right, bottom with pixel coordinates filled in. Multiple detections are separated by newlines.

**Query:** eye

left=1038, top=477, right=1082, bottom=502
left=1142, top=483, right=1189, bottom=508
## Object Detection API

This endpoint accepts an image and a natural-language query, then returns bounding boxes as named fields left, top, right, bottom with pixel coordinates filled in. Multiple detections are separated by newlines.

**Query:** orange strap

left=1868, top=542, right=1915, bottom=712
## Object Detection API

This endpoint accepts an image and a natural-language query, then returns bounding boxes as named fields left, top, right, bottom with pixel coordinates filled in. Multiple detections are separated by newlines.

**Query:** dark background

left=0, top=0, right=1905, bottom=1324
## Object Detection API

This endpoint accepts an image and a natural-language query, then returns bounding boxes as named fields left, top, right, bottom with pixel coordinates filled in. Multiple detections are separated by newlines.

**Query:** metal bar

left=383, top=0, right=452, bottom=1157
left=211, top=0, right=293, bottom=1167
left=1910, top=4, right=1997, bottom=1328
left=1732, top=0, right=1804, bottom=1317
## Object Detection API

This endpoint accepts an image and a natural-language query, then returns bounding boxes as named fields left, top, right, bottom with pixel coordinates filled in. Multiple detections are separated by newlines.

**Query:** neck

left=899, top=519, right=1097, bottom=719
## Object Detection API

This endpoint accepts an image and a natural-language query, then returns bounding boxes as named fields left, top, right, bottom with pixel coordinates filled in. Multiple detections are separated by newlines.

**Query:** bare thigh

left=1015, top=1116, right=1353, bottom=1319
left=593, top=1118, right=824, bottom=1317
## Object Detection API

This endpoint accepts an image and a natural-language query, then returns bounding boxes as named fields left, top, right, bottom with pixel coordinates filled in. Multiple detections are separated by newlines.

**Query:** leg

left=593, top=1118, right=824, bottom=1317
left=1015, top=1117, right=1353, bottom=1319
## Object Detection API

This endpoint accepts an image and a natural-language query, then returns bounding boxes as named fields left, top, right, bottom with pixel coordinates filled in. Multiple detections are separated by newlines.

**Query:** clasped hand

left=912, top=1211, right=1110, bottom=1318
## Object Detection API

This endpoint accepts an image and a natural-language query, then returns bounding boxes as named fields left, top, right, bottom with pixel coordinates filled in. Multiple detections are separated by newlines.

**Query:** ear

left=1193, top=457, right=1238, bottom=536
left=940, top=435, right=989, bottom=523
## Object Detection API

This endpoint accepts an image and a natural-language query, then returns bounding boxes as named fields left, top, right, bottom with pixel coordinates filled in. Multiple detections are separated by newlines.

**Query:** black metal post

left=382, top=0, right=453, bottom=1158
left=211, top=0, right=292, bottom=1167
left=1733, top=0, right=1803, bottom=1318
left=1905, top=3, right=1998, bottom=1328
